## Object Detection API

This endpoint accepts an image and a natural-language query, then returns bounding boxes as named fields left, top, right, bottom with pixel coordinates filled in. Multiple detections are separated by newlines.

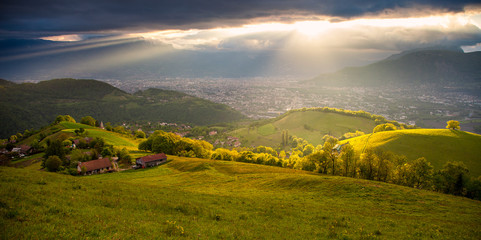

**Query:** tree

left=294, top=156, right=316, bottom=171
left=466, top=176, right=481, bottom=200
left=53, top=115, right=76, bottom=124
left=302, top=144, right=315, bottom=156
left=105, top=122, right=113, bottom=131
left=238, top=151, right=255, bottom=163
left=373, top=123, right=397, bottom=133
left=306, top=150, right=328, bottom=173
left=80, top=116, right=96, bottom=126
left=113, top=126, right=129, bottom=135
left=90, top=137, right=106, bottom=153
left=151, top=132, right=180, bottom=154
left=135, top=130, right=146, bottom=139
left=74, top=128, right=85, bottom=136
left=43, top=140, right=65, bottom=167
left=374, top=149, right=393, bottom=182
left=101, top=146, right=114, bottom=157
left=321, top=136, right=338, bottom=175
left=409, top=157, right=433, bottom=189
left=434, top=161, right=469, bottom=195
left=359, top=148, right=376, bottom=180
left=446, top=120, right=460, bottom=130
left=116, top=147, right=132, bottom=164
left=340, top=144, right=357, bottom=177
left=138, top=139, right=152, bottom=151
left=45, top=155, right=62, bottom=172
left=70, top=149, right=90, bottom=166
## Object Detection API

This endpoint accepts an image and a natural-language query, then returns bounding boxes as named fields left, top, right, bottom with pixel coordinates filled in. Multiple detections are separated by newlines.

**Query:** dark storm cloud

left=0, top=0, right=479, bottom=38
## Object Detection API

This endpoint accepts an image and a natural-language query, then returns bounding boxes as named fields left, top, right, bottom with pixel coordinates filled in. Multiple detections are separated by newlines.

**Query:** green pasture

left=1, top=156, right=480, bottom=239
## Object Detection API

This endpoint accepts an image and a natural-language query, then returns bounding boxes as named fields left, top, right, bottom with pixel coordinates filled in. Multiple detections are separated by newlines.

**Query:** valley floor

left=1, top=156, right=480, bottom=239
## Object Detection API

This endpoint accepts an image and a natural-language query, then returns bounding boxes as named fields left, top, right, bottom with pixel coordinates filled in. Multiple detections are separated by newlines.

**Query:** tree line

left=139, top=130, right=481, bottom=201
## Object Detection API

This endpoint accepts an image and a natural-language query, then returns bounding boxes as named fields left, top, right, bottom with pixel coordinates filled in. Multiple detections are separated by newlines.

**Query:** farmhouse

left=78, top=158, right=113, bottom=175
left=135, top=153, right=167, bottom=168
left=332, top=142, right=349, bottom=154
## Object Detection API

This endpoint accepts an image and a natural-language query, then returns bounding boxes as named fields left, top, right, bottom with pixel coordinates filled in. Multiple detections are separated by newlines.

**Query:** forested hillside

left=0, top=78, right=244, bottom=138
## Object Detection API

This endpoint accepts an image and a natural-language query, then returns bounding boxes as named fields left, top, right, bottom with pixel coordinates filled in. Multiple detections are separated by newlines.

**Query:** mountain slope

left=1, top=157, right=480, bottom=239
left=307, top=49, right=481, bottom=88
left=342, top=129, right=481, bottom=176
left=0, top=78, right=245, bottom=138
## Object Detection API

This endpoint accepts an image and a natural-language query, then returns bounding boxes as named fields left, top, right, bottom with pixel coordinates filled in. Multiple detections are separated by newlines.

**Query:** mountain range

left=306, top=47, right=481, bottom=89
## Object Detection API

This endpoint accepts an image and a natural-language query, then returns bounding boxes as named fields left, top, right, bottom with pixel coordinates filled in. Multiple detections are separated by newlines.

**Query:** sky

left=1, top=0, right=481, bottom=78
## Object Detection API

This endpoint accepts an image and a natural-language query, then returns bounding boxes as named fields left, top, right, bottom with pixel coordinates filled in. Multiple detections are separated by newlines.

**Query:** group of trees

left=139, top=130, right=213, bottom=159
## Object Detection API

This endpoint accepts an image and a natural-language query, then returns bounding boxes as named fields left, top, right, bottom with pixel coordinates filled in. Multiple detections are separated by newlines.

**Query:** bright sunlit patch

left=462, top=42, right=481, bottom=52
left=293, top=21, right=331, bottom=37
left=40, top=34, right=83, bottom=42
left=129, top=12, right=481, bottom=50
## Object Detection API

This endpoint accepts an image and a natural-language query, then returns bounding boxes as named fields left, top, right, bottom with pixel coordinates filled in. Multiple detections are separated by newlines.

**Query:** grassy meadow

left=342, top=129, right=481, bottom=176
left=57, top=122, right=141, bottom=150
left=2, top=156, right=481, bottom=239
left=231, top=111, right=377, bottom=147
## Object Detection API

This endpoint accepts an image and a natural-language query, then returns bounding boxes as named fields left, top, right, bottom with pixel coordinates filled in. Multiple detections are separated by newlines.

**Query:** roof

left=79, top=158, right=112, bottom=172
left=137, top=153, right=167, bottom=163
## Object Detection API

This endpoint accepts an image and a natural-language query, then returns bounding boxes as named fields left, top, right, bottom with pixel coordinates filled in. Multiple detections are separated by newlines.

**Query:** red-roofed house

left=78, top=158, right=113, bottom=175
left=135, top=153, right=167, bottom=168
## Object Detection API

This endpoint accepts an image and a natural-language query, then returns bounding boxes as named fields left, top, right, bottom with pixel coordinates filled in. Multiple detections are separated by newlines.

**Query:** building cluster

left=105, top=78, right=481, bottom=127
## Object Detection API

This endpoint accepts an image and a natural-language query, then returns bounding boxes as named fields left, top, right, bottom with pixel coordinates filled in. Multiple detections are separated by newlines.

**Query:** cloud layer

left=1, top=0, right=480, bottom=37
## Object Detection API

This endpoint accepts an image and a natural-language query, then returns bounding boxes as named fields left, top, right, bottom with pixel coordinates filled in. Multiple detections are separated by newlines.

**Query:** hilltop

left=306, top=49, right=481, bottom=88
left=0, top=78, right=245, bottom=138
left=230, top=108, right=401, bottom=147
left=343, top=129, right=481, bottom=176
left=1, top=156, right=480, bottom=239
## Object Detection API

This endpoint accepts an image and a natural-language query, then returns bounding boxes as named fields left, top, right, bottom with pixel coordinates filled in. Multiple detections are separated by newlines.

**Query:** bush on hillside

left=45, top=155, right=62, bottom=172
left=373, top=123, right=397, bottom=133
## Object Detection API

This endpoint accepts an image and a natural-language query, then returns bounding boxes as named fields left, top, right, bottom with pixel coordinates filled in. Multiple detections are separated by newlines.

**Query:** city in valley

left=105, top=77, right=481, bottom=133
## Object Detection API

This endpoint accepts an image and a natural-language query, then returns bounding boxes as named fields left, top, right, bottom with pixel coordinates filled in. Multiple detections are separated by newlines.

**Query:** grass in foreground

left=1, top=156, right=480, bottom=239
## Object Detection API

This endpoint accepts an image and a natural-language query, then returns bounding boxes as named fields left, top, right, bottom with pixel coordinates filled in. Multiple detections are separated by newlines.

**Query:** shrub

left=45, top=155, right=62, bottom=172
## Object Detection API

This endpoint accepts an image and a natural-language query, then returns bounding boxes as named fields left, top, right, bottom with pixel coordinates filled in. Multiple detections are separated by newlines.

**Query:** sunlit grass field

left=1, top=156, right=480, bottom=239
left=232, top=111, right=376, bottom=147
left=60, top=122, right=140, bottom=150
left=343, top=129, right=481, bottom=176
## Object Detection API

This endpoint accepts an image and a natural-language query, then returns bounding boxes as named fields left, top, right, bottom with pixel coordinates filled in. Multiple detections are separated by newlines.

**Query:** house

left=135, top=153, right=167, bottom=168
left=332, top=142, right=349, bottom=154
left=78, top=158, right=113, bottom=175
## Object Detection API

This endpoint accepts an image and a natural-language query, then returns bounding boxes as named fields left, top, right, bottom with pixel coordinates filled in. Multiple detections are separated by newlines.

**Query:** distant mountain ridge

left=306, top=49, right=481, bottom=88
left=0, top=78, right=245, bottom=138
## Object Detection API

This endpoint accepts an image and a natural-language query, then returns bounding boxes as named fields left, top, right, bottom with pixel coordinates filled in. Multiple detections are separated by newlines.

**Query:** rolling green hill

left=0, top=78, right=245, bottom=138
left=342, top=129, right=481, bottom=176
left=1, top=156, right=480, bottom=239
left=231, top=109, right=378, bottom=147
left=58, top=122, right=140, bottom=150
left=19, top=121, right=141, bottom=151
